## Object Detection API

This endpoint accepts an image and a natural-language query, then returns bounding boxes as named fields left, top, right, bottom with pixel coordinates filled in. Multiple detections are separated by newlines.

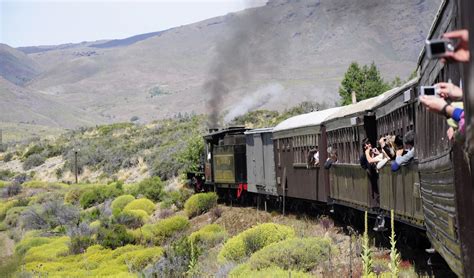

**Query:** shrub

left=116, top=246, right=164, bottom=271
left=23, top=236, right=70, bottom=263
left=15, top=237, right=52, bottom=256
left=0, top=169, right=14, bottom=180
left=64, top=187, right=87, bottom=205
left=246, top=237, right=333, bottom=271
left=111, top=194, right=135, bottom=215
left=160, top=188, right=193, bottom=210
left=3, top=152, right=13, bottom=162
left=2, top=182, right=22, bottom=197
left=22, top=180, right=69, bottom=189
left=184, top=192, right=218, bottom=218
left=115, top=210, right=148, bottom=229
left=67, top=222, right=94, bottom=254
left=123, top=198, right=155, bottom=215
left=136, top=177, right=164, bottom=202
left=21, top=200, right=80, bottom=230
left=97, top=224, right=134, bottom=249
left=189, top=224, right=227, bottom=247
left=4, top=206, right=27, bottom=227
left=218, top=223, right=295, bottom=263
left=23, top=153, right=46, bottom=170
left=0, top=200, right=19, bottom=221
left=230, top=265, right=311, bottom=278
left=23, top=144, right=44, bottom=159
left=131, top=215, right=189, bottom=245
left=79, top=184, right=123, bottom=209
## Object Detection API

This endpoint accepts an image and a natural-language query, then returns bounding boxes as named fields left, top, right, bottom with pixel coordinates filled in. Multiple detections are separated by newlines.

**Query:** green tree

left=339, top=62, right=390, bottom=105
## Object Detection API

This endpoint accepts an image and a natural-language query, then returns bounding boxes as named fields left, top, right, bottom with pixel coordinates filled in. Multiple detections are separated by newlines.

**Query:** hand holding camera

left=426, top=29, right=469, bottom=63
left=436, top=82, right=463, bottom=101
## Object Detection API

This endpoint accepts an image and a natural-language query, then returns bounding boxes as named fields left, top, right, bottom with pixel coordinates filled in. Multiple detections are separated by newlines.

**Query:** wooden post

left=351, top=91, right=357, bottom=104
left=74, top=150, right=78, bottom=184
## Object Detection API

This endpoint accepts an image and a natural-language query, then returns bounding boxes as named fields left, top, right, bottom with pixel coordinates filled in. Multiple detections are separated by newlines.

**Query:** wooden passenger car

left=416, top=0, right=473, bottom=275
left=325, top=96, right=386, bottom=211
left=245, top=128, right=277, bottom=197
left=272, top=108, right=340, bottom=202
left=203, top=127, right=248, bottom=192
left=373, top=79, right=424, bottom=228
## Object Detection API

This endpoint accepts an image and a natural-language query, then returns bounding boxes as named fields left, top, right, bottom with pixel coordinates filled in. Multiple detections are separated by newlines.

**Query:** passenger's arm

left=395, top=148, right=415, bottom=165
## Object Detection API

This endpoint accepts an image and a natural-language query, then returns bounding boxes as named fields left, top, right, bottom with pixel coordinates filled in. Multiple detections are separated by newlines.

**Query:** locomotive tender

left=201, top=0, right=473, bottom=276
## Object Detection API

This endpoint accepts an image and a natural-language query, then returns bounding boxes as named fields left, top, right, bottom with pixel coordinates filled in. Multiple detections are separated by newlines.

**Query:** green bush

left=247, top=237, right=333, bottom=271
left=0, top=169, right=14, bottom=180
left=123, top=198, right=155, bottom=215
left=218, top=223, right=295, bottom=263
left=97, top=224, right=134, bottom=249
left=23, top=236, right=70, bottom=263
left=23, top=153, right=46, bottom=170
left=230, top=265, right=311, bottom=278
left=115, top=246, right=164, bottom=271
left=4, top=206, right=27, bottom=227
left=22, top=180, right=69, bottom=189
left=115, top=209, right=148, bottom=229
left=2, top=152, right=13, bottom=162
left=184, top=192, right=218, bottom=218
left=79, top=184, right=123, bottom=209
left=22, top=243, right=163, bottom=277
left=64, top=187, right=87, bottom=205
left=189, top=224, right=227, bottom=247
left=111, top=194, right=135, bottom=215
left=136, top=177, right=164, bottom=202
left=23, top=144, right=44, bottom=159
left=0, top=200, right=19, bottom=221
left=15, top=237, right=52, bottom=256
left=160, top=188, right=193, bottom=210
left=131, top=215, right=189, bottom=245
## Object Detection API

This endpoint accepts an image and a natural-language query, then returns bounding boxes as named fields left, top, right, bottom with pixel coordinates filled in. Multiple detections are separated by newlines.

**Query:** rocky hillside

left=0, top=0, right=441, bottom=128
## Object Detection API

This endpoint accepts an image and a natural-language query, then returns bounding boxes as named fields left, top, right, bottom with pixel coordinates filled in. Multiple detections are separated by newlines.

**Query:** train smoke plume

left=205, top=2, right=284, bottom=128
left=224, top=83, right=284, bottom=122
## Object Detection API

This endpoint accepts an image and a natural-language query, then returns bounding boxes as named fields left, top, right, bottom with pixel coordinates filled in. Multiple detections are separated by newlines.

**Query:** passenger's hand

left=442, top=29, right=470, bottom=63
left=447, top=127, right=455, bottom=141
left=436, top=82, right=463, bottom=100
left=419, top=95, right=448, bottom=114
left=378, top=137, right=385, bottom=147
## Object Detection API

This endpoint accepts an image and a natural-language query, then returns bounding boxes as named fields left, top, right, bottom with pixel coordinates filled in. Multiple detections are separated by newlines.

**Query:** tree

left=338, top=62, right=390, bottom=105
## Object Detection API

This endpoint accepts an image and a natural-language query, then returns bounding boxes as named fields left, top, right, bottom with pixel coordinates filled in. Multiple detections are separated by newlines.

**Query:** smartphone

left=425, top=39, right=455, bottom=59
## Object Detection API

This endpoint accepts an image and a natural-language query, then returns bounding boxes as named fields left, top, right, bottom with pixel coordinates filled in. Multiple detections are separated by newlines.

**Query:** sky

left=0, top=0, right=267, bottom=47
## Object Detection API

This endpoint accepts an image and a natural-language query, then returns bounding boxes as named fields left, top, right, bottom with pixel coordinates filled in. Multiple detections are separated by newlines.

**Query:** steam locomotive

left=191, top=0, right=474, bottom=276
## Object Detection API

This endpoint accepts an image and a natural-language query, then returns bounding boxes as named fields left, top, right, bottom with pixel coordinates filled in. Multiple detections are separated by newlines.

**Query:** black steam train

left=191, top=0, right=474, bottom=276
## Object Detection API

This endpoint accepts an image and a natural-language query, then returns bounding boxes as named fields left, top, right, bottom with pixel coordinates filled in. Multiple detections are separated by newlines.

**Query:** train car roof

left=273, top=107, right=341, bottom=133
left=244, top=127, right=274, bottom=135
left=324, top=79, right=418, bottom=123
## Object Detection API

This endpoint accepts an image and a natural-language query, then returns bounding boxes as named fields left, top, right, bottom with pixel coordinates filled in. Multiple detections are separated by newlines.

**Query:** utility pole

left=74, top=149, right=79, bottom=184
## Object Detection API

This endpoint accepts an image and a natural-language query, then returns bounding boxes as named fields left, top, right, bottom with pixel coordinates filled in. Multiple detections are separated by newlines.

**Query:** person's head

left=404, top=131, right=415, bottom=149
left=394, top=135, right=404, bottom=149
left=362, top=138, right=371, bottom=151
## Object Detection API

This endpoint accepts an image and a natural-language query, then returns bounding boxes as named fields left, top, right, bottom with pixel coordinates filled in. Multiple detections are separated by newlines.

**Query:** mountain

left=1, top=0, right=441, bottom=127
left=0, top=77, right=103, bottom=128
left=0, top=44, right=41, bottom=86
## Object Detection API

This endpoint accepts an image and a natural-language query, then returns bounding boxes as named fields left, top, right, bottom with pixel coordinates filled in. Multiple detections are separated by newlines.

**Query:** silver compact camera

left=425, top=39, right=455, bottom=59
left=420, top=86, right=439, bottom=97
